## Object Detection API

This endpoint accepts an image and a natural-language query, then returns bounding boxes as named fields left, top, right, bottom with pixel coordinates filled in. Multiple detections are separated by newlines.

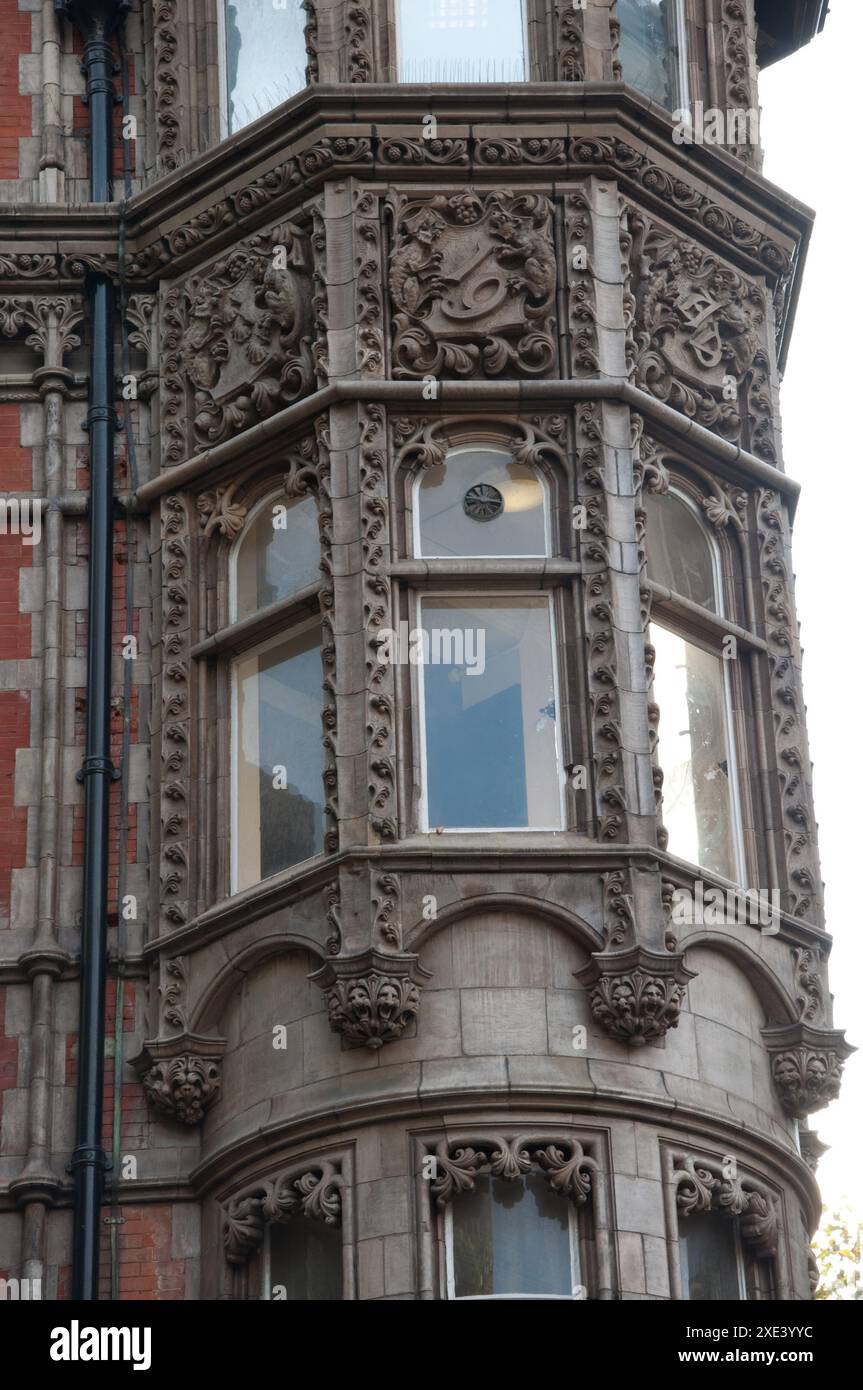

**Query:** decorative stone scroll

left=554, top=0, right=585, bottom=81
left=763, top=1023, right=855, bottom=1118
left=158, top=494, right=192, bottom=931
left=131, top=1032, right=225, bottom=1126
left=161, top=220, right=314, bottom=467
left=576, top=944, right=695, bottom=1046
left=757, top=490, right=821, bottom=922
left=427, top=1134, right=597, bottom=1209
left=673, top=1153, right=781, bottom=1260
left=310, top=948, right=431, bottom=1049
left=388, top=189, right=557, bottom=379
left=223, top=1158, right=343, bottom=1267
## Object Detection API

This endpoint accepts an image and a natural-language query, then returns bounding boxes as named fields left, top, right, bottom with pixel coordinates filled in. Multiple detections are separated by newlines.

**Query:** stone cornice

left=135, top=379, right=802, bottom=509
left=0, top=89, right=812, bottom=360
left=184, top=1089, right=821, bottom=1228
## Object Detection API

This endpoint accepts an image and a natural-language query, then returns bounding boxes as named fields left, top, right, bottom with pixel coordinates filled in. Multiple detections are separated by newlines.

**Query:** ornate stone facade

left=0, top=0, right=842, bottom=1307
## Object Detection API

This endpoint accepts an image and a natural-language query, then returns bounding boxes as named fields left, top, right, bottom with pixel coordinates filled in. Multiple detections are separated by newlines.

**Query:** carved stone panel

left=161, top=221, right=314, bottom=467
left=626, top=207, right=777, bottom=461
left=673, top=1153, right=781, bottom=1260
left=388, top=189, right=557, bottom=379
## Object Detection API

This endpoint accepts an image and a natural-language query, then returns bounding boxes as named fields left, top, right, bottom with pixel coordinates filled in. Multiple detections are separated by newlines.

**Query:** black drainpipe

left=55, top=0, right=128, bottom=1302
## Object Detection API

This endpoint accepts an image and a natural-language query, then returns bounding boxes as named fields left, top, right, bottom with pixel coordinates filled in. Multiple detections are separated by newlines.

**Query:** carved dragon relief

left=161, top=220, right=314, bottom=467
left=388, top=189, right=557, bottom=379
left=626, top=208, right=777, bottom=461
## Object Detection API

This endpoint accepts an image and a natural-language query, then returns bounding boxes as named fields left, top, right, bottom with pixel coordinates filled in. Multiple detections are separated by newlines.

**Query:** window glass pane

left=269, top=1220, right=342, bottom=1301
left=234, top=494, right=319, bottom=621
left=397, top=0, right=527, bottom=83
left=421, top=598, right=562, bottom=830
left=224, top=1, right=308, bottom=134
left=650, top=623, right=738, bottom=880
left=452, top=1175, right=574, bottom=1297
left=680, top=1213, right=742, bottom=1301
left=417, top=449, right=547, bottom=558
left=234, top=627, right=324, bottom=890
left=618, top=0, right=686, bottom=110
left=644, top=490, right=718, bottom=613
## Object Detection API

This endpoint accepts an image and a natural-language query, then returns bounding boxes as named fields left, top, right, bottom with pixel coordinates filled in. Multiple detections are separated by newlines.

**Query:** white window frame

left=396, top=0, right=530, bottom=84
left=443, top=1178, right=583, bottom=1301
left=415, top=590, right=567, bottom=834
left=229, top=488, right=319, bottom=625
left=618, top=0, right=691, bottom=112
left=412, top=445, right=552, bottom=561
left=650, top=486, right=746, bottom=886
left=229, top=614, right=324, bottom=894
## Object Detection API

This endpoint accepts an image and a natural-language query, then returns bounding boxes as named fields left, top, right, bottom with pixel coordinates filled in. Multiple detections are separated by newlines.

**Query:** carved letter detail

left=389, top=190, right=557, bottom=379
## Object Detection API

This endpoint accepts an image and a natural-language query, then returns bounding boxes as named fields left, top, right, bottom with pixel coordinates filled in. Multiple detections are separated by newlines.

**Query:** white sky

left=760, top=0, right=862, bottom=1225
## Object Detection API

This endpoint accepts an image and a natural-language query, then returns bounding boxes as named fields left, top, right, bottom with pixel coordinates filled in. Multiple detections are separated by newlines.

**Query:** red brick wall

left=0, top=3, right=32, bottom=180
left=98, top=1205, right=189, bottom=1300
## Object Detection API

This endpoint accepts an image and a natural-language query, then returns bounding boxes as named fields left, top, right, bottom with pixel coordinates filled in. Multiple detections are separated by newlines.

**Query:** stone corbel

left=762, top=1023, right=855, bottom=1118
left=130, top=1032, right=225, bottom=1126
left=799, top=1128, right=829, bottom=1174
left=309, top=948, right=431, bottom=1049
left=575, top=945, right=696, bottom=1046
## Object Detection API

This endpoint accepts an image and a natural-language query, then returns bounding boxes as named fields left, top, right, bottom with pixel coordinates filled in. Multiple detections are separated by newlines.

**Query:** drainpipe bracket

left=76, top=756, right=121, bottom=784
left=66, top=1145, right=112, bottom=1177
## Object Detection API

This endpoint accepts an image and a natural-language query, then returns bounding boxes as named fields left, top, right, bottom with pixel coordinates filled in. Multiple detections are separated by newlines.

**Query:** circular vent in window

left=463, top=483, right=504, bottom=521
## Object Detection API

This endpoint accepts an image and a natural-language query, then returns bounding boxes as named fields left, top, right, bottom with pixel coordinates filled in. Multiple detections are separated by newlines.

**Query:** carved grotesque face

left=346, top=983, right=371, bottom=1014
left=805, top=1055, right=828, bottom=1087
left=610, top=980, right=635, bottom=1014
left=641, top=980, right=665, bottom=1013
left=774, top=1055, right=800, bottom=1089
left=376, top=982, right=401, bottom=1016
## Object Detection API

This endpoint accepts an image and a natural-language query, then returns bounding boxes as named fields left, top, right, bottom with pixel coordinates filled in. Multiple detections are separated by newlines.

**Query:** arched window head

left=222, top=1, right=309, bottom=135
left=415, top=446, right=549, bottom=559
left=644, top=488, right=720, bottom=614
left=232, top=491, right=320, bottom=622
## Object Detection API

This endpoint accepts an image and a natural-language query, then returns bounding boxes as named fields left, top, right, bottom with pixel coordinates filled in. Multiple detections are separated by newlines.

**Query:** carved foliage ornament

left=389, top=190, right=557, bottom=379
left=757, top=489, right=820, bottom=922
left=310, top=948, right=431, bottom=1049
left=159, top=494, right=192, bottom=929
left=575, top=945, right=696, bottom=1046
left=428, top=1135, right=597, bottom=1209
left=161, top=220, right=314, bottom=466
left=223, top=1159, right=342, bottom=1267
left=674, top=1154, right=780, bottom=1260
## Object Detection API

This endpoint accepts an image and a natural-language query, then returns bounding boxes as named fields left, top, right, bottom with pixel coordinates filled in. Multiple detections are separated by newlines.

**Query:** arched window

left=220, top=1, right=309, bottom=135
left=397, top=0, right=528, bottom=83
left=415, top=446, right=549, bottom=559
left=618, top=0, right=688, bottom=111
left=680, top=1211, right=745, bottom=1300
left=446, top=1172, right=581, bottom=1299
left=409, top=443, right=565, bottom=833
left=231, top=491, right=325, bottom=892
left=645, top=488, right=744, bottom=882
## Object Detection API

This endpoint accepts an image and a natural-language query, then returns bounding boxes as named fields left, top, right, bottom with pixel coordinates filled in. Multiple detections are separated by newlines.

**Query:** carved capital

left=575, top=945, right=696, bottom=1046
left=310, top=948, right=431, bottom=1049
left=763, top=1023, right=855, bottom=1118
left=799, top=1129, right=829, bottom=1174
left=130, top=1033, right=225, bottom=1126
